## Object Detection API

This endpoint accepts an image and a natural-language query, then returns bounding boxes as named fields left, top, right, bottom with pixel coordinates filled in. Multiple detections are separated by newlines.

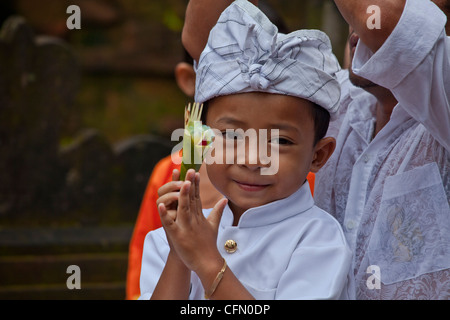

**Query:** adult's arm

left=351, top=0, right=450, bottom=151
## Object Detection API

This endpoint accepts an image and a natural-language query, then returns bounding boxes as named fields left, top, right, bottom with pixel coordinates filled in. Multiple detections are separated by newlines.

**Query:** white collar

left=220, top=182, right=314, bottom=228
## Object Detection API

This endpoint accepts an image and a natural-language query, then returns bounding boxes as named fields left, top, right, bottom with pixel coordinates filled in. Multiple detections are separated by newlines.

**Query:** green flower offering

left=180, top=103, right=214, bottom=181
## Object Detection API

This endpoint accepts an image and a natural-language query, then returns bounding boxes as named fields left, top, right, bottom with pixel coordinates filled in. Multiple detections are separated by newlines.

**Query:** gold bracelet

left=204, top=259, right=227, bottom=300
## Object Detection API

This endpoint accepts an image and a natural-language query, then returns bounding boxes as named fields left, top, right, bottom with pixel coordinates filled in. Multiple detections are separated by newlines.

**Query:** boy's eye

left=222, top=131, right=243, bottom=140
left=270, top=137, right=292, bottom=145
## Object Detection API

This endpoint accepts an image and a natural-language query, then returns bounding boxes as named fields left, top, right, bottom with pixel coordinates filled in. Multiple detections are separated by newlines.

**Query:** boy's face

left=205, top=92, right=333, bottom=218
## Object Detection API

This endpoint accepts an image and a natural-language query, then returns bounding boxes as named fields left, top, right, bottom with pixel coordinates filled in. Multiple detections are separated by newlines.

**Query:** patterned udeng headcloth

left=195, top=0, right=341, bottom=117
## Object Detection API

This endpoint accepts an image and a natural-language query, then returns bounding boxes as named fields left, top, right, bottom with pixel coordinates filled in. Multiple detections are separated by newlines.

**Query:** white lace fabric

left=316, top=0, right=450, bottom=300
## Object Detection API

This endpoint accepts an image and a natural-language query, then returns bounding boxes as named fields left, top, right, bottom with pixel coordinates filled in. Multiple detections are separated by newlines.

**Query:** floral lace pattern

left=367, top=163, right=450, bottom=285
left=316, top=73, right=450, bottom=300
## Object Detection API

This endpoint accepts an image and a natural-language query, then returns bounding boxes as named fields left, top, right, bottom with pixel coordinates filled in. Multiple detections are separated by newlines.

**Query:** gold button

left=224, top=240, right=237, bottom=253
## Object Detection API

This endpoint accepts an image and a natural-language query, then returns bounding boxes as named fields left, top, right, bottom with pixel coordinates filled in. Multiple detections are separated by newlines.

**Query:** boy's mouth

left=233, top=180, right=271, bottom=192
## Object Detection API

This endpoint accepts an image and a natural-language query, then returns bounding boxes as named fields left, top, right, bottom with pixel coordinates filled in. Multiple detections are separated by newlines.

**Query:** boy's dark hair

left=200, top=100, right=330, bottom=146
left=310, top=103, right=331, bottom=145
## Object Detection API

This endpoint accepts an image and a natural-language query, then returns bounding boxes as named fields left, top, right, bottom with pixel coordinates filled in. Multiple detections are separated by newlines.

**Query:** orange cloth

left=126, top=154, right=315, bottom=300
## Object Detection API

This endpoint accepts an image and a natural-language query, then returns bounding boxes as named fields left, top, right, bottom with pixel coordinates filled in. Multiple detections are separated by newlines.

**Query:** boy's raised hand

left=157, top=169, right=228, bottom=274
left=156, top=169, right=183, bottom=229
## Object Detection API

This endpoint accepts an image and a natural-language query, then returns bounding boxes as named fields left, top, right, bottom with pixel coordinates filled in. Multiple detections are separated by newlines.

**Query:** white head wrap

left=195, top=0, right=341, bottom=117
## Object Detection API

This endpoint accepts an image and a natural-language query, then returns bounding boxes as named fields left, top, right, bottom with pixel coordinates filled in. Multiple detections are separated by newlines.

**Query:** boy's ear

left=175, top=62, right=196, bottom=97
left=309, top=137, right=336, bottom=173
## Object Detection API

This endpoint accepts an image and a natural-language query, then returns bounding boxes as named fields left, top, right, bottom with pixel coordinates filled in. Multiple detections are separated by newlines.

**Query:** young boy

left=139, top=0, right=351, bottom=300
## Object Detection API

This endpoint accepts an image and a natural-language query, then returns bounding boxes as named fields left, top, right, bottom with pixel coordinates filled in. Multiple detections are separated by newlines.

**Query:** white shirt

left=315, top=0, right=450, bottom=299
left=139, top=183, right=351, bottom=300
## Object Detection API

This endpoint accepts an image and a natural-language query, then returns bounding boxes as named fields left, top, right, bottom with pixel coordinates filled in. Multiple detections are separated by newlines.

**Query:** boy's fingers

left=207, top=198, right=228, bottom=230
left=158, top=181, right=183, bottom=197
left=194, top=172, right=200, bottom=201
left=194, top=172, right=203, bottom=217
left=177, top=180, right=191, bottom=224
left=172, top=169, right=180, bottom=182
left=156, top=192, right=180, bottom=209
left=186, top=170, right=198, bottom=214
left=158, top=203, right=176, bottom=228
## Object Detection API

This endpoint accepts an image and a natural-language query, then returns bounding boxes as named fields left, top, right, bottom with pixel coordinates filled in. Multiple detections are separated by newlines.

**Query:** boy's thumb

left=208, top=198, right=228, bottom=229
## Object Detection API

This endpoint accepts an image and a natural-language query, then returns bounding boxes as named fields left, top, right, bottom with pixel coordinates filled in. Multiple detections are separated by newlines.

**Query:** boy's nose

left=237, top=142, right=263, bottom=171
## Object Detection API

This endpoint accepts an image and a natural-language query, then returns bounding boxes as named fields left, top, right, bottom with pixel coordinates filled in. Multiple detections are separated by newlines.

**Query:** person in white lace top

left=315, top=0, right=450, bottom=299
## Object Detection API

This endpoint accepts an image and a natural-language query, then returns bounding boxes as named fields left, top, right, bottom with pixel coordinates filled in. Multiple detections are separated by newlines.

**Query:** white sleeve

left=138, top=228, right=170, bottom=300
left=352, top=0, right=450, bottom=151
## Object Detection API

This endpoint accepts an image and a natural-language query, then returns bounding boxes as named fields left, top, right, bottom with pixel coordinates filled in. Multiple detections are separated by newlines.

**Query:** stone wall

left=0, top=16, right=173, bottom=299
left=0, top=14, right=175, bottom=228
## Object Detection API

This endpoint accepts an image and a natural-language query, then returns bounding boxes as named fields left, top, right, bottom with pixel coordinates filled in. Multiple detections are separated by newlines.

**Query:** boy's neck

left=228, top=202, right=245, bottom=226
left=226, top=179, right=309, bottom=226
